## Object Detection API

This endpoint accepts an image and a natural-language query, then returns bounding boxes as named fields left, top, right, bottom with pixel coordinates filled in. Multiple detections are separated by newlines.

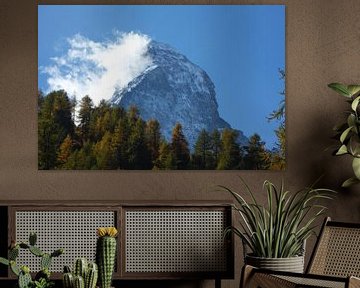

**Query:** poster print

left=38, top=5, right=285, bottom=170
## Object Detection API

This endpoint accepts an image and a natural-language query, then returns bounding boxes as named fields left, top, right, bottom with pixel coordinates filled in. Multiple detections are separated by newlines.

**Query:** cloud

left=41, top=32, right=153, bottom=105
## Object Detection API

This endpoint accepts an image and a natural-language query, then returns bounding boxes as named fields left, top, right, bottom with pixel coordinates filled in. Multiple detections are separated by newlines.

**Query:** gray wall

left=1, top=0, right=360, bottom=287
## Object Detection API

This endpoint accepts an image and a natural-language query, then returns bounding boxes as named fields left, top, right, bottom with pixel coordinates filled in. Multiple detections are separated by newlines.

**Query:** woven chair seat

left=277, top=275, right=346, bottom=288
left=241, top=218, right=360, bottom=288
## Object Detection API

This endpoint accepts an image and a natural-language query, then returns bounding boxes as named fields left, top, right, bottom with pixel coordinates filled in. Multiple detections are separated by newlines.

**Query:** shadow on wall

left=292, top=110, right=360, bottom=220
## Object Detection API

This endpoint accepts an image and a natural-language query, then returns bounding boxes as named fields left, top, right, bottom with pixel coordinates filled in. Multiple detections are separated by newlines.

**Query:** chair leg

left=349, top=276, right=360, bottom=288
left=240, top=265, right=255, bottom=288
left=240, top=265, right=296, bottom=288
left=215, top=278, right=221, bottom=288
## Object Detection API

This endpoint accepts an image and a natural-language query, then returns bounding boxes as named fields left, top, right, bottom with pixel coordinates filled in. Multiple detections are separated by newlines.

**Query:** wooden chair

left=241, top=217, right=360, bottom=288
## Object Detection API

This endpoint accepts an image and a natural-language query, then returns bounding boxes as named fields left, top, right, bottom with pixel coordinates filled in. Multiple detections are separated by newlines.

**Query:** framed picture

left=38, top=5, right=285, bottom=170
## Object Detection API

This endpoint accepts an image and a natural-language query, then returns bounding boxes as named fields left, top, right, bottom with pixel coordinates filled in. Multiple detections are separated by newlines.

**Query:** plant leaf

left=347, top=85, right=360, bottom=97
left=336, top=145, right=348, bottom=155
left=347, top=114, right=356, bottom=129
left=342, top=177, right=360, bottom=188
left=352, top=157, right=360, bottom=179
left=0, top=257, right=9, bottom=266
left=351, top=96, right=360, bottom=111
left=340, top=126, right=353, bottom=143
left=328, top=83, right=350, bottom=97
left=349, top=135, right=360, bottom=156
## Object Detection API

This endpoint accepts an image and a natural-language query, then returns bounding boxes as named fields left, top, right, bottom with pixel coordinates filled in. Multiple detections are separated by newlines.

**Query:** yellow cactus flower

left=96, top=227, right=118, bottom=238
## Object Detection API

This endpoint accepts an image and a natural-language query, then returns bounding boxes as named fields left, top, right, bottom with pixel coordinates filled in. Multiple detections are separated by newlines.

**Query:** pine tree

left=193, top=129, right=214, bottom=169
left=145, top=119, right=161, bottom=165
left=38, top=91, right=44, bottom=112
left=111, top=118, right=130, bottom=169
left=211, top=129, right=222, bottom=168
left=244, top=133, right=270, bottom=170
left=94, top=132, right=115, bottom=169
left=267, top=68, right=286, bottom=170
left=38, top=118, right=59, bottom=169
left=154, top=141, right=176, bottom=169
left=69, top=95, right=77, bottom=122
left=127, top=118, right=152, bottom=169
left=270, top=124, right=285, bottom=170
left=217, top=129, right=241, bottom=170
left=38, top=90, right=75, bottom=169
left=78, top=95, right=93, bottom=141
left=170, top=123, right=190, bottom=169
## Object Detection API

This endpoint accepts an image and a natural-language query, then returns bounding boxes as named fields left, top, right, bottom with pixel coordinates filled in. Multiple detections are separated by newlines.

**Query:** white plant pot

left=245, top=254, right=305, bottom=273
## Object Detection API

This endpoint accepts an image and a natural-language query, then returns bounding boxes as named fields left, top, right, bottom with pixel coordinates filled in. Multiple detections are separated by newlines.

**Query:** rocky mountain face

left=110, top=41, right=247, bottom=149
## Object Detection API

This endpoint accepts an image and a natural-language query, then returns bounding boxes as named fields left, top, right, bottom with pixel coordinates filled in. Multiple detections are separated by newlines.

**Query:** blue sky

left=38, top=5, right=285, bottom=149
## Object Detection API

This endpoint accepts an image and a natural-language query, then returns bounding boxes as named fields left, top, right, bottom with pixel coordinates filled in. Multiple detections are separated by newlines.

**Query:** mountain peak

left=110, top=40, right=247, bottom=149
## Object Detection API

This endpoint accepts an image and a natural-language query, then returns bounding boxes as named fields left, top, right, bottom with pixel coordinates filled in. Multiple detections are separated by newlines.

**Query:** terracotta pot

left=245, top=254, right=304, bottom=273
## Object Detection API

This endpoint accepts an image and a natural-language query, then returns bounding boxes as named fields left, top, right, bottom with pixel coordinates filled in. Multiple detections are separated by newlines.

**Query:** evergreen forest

left=38, top=90, right=285, bottom=170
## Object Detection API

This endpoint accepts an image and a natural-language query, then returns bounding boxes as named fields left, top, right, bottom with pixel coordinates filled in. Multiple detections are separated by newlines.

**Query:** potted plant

left=220, top=179, right=334, bottom=273
left=62, top=258, right=98, bottom=288
left=0, top=232, right=64, bottom=288
left=328, top=83, right=360, bottom=187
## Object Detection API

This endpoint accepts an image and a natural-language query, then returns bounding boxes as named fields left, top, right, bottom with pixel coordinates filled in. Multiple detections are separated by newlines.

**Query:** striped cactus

left=63, top=260, right=98, bottom=288
left=96, top=227, right=118, bottom=288
left=74, top=258, right=88, bottom=279
left=85, top=263, right=98, bottom=288
left=73, top=275, right=85, bottom=288
left=63, top=272, right=74, bottom=288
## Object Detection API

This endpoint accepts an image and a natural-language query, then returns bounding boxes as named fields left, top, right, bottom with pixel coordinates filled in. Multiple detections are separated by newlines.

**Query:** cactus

left=9, top=246, right=19, bottom=260
left=96, top=227, right=118, bottom=288
left=74, top=258, right=88, bottom=279
left=63, top=272, right=74, bottom=288
left=0, top=257, right=9, bottom=266
left=10, top=260, right=20, bottom=276
left=85, top=263, right=98, bottom=288
left=63, top=260, right=98, bottom=288
left=41, top=253, right=52, bottom=270
left=74, top=275, right=85, bottom=288
left=19, top=243, right=30, bottom=249
left=51, top=248, right=64, bottom=258
left=19, top=270, right=32, bottom=288
left=0, top=232, right=63, bottom=288
left=35, top=268, right=51, bottom=282
left=64, top=265, right=72, bottom=273
left=29, top=245, right=44, bottom=257
left=29, top=232, right=37, bottom=246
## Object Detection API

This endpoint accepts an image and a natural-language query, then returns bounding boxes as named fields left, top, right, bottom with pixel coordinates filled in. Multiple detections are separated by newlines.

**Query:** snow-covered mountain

left=110, top=40, right=247, bottom=149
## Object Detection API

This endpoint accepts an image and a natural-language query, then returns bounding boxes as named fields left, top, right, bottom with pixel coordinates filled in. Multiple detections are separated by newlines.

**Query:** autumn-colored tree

left=38, top=90, right=74, bottom=169
left=270, top=124, right=285, bottom=170
left=146, top=119, right=161, bottom=165
left=57, top=135, right=73, bottom=167
left=268, top=68, right=286, bottom=170
left=94, top=132, right=115, bottom=169
left=217, top=129, right=242, bottom=170
left=170, top=123, right=190, bottom=169
left=67, top=141, right=96, bottom=169
left=154, top=141, right=176, bottom=169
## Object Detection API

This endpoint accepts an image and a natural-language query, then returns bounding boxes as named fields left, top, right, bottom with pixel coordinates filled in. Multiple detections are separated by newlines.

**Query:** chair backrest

left=307, top=217, right=360, bottom=277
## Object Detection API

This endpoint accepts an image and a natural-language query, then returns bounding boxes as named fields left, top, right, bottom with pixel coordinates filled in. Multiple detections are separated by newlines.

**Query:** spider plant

left=221, top=179, right=335, bottom=258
